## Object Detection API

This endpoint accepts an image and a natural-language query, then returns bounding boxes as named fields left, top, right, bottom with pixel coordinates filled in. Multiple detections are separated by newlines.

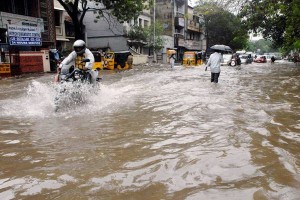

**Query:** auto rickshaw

left=91, top=51, right=103, bottom=70
left=103, top=52, right=115, bottom=70
left=114, top=51, right=132, bottom=70
left=182, top=51, right=203, bottom=67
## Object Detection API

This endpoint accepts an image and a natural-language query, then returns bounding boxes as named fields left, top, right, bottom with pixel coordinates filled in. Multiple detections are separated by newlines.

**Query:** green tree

left=127, top=22, right=165, bottom=55
left=144, top=21, right=165, bottom=53
left=194, top=2, right=248, bottom=50
left=239, top=0, right=300, bottom=53
left=57, top=0, right=145, bottom=40
left=248, top=39, right=277, bottom=54
left=128, top=25, right=147, bottom=42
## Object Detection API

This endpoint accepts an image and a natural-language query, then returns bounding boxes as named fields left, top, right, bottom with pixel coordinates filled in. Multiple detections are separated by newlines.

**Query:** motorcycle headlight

left=74, top=72, right=80, bottom=79
left=74, top=74, right=80, bottom=79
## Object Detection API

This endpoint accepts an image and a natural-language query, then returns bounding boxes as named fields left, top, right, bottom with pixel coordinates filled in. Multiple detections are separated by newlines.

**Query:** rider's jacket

left=60, top=48, right=95, bottom=69
left=75, top=55, right=86, bottom=69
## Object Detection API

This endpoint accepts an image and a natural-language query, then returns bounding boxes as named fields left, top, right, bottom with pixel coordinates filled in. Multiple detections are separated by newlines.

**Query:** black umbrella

left=210, top=44, right=232, bottom=52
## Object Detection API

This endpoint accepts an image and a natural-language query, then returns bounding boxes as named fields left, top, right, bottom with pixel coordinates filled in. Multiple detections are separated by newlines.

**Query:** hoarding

left=7, top=25, right=42, bottom=46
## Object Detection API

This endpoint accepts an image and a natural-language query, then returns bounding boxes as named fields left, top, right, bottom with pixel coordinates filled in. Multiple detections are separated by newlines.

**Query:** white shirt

left=206, top=52, right=223, bottom=73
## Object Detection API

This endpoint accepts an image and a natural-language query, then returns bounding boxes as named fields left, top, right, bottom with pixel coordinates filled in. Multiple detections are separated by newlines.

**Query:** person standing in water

left=205, top=49, right=224, bottom=83
left=169, top=53, right=176, bottom=68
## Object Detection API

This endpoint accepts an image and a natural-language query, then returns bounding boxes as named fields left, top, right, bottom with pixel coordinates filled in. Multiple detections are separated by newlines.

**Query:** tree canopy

left=57, top=0, right=146, bottom=40
left=193, top=0, right=247, bottom=13
left=194, top=1, right=248, bottom=51
left=248, top=39, right=278, bottom=54
left=239, top=0, right=300, bottom=53
left=127, top=21, right=165, bottom=54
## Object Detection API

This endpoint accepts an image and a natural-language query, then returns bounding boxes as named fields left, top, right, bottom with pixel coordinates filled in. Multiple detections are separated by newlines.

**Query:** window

left=0, top=0, right=38, bottom=17
left=0, top=28, right=7, bottom=44
left=14, top=0, right=26, bottom=15
left=26, top=0, right=38, bottom=17
left=0, top=0, right=12, bottom=13
left=144, top=20, right=149, bottom=27
left=65, top=21, right=75, bottom=37
left=54, top=10, right=61, bottom=26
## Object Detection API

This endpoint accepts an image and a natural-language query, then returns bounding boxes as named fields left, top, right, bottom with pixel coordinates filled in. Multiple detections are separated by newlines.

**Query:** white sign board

left=0, top=12, right=44, bottom=32
left=7, top=25, right=42, bottom=46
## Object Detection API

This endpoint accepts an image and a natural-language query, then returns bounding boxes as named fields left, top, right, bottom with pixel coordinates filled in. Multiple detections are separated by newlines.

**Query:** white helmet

left=73, top=39, right=86, bottom=54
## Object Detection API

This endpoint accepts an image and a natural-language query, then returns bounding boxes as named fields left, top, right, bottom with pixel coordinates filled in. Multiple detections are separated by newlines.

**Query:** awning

left=54, top=7, right=64, bottom=11
left=185, top=46, right=202, bottom=51
left=54, top=1, right=65, bottom=10
left=56, top=38, right=69, bottom=41
left=127, top=40, right=147, bottom=46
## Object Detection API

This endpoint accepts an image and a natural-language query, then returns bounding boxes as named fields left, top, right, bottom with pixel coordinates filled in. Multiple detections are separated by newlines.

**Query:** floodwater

left=0, top=62, right=300, bottom=200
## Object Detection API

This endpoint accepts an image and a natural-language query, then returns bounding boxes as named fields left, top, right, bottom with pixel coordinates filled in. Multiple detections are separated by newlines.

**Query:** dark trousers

left=211, top=72, right=220, bottom=83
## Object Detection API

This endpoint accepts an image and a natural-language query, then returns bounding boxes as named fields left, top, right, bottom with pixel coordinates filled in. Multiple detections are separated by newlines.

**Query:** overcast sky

left=189, top=0, right=197, bottom=6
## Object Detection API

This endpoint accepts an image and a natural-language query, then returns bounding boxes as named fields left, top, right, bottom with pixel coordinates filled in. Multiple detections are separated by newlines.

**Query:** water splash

left=0, top=77, right=142, bottom=118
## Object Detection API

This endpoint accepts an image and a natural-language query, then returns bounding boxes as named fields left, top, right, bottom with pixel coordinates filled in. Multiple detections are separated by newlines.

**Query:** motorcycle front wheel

left=230, top=60, right=236, bottom=66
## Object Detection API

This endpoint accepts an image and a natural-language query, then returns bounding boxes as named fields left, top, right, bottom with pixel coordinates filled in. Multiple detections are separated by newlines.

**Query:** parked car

left=264, top=55, right=273, bottom=62
left=221, top=54, right=233, bottom=66
left=254, top=55, right=267, bottom=63
left=239, top=54, right=252, bottom=64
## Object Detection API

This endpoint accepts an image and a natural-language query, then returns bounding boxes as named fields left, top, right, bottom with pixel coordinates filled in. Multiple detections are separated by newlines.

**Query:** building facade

left=124, top=7, right=152, bottom=55
left=0, top=0, right=56, bottom=76
left=155, top=0, right=206, bottom=63
left=83, top=1, right=151, bottom=55
left=53, top=0, right=75, bottom=54
left=52, top=0, right=205, bottom=65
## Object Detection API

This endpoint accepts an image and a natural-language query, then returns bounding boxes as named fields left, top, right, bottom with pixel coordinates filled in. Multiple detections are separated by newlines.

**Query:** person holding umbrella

left=205, top=48, right=224, bottom=83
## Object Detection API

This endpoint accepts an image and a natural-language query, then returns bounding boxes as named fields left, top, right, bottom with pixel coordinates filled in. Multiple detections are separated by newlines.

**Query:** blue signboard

left=7, top=25, right=42, bottom=46
left=9, top=36, right=42, bottom=46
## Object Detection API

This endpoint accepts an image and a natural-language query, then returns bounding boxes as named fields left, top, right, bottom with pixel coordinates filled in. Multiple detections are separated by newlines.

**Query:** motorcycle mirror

left=81, top=58, right=90, bottom=63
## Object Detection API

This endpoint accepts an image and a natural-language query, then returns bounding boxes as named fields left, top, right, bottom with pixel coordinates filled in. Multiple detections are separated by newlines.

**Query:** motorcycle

left=230, top=58, right=237, bottom=66
left=54, top=59, right=101, bottom=112
left=230, top=56, right=241, bottom=66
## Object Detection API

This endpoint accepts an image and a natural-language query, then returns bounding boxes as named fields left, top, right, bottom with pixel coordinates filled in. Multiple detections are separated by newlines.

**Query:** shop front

left=0, top=12, right=51, bottom=77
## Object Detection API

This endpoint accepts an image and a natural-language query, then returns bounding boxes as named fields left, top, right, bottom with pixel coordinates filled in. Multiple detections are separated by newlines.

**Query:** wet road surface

left=0, top=61, right=300, bottom=199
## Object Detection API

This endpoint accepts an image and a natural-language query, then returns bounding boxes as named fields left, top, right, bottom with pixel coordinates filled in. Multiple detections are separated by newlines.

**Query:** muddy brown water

left=0, top=62, right=300, bottom=200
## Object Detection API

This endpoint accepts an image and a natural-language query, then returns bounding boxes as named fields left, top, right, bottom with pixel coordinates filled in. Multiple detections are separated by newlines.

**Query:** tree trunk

left=74, top=25, right=85, bottom=40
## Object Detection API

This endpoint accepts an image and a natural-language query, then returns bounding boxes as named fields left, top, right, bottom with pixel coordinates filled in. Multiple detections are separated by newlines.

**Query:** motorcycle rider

left=56, top=39, right=97, bottom=84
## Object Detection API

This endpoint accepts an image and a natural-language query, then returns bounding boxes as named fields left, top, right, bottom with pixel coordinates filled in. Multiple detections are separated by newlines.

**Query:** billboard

left=0, top=12, right=44, bottom=32
left=7, top=25, right=42, bottom=46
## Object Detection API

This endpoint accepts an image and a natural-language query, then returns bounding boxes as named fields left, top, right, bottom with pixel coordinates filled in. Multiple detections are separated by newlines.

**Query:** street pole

left=153, top=0, right=156, bottom=63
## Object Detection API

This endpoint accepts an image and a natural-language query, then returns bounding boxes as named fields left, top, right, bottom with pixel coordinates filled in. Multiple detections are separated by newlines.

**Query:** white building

left=53, top=0, right=74, bottom=53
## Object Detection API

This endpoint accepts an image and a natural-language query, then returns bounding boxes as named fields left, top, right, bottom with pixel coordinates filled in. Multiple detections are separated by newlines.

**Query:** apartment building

left=155, top=0, right=205, bottom=63
left=53, top=0, right=75, bottom=53
left=83, top=1, right=151, bottom=54
left=124, top=7, right=151, bottom=55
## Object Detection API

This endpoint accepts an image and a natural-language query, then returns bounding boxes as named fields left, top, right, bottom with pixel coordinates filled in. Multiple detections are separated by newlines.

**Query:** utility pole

left=153, top=0, right=156, bottom=62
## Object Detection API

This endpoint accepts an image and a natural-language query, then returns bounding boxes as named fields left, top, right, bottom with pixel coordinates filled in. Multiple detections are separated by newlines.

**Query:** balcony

left=178, top=39, right=202, bottom=50
left=187, top=20, right=202, bottom=32
left=174, top=32, right=184, bottom=39
left=175, top=17, right=184, bottom=28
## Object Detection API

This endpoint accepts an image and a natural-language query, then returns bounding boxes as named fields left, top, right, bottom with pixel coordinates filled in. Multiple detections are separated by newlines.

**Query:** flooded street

left=0, top=62, right=300, bottom=200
